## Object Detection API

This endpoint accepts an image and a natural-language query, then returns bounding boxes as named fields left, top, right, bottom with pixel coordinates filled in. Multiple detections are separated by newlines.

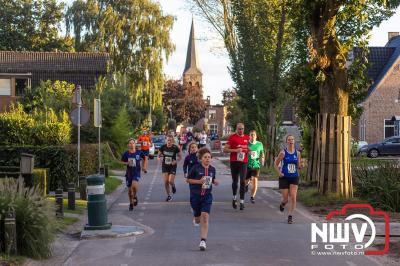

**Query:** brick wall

left=360, top=59, right=400, bottom=144
left=206, top=105, right=226, bottom=137
left=0, top=96, right=17, bottom=112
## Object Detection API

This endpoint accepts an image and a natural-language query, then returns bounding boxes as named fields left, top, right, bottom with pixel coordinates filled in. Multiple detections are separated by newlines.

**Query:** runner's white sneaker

left=199, top=240, right=206, bottom=251
left=193, top=218, right=200, bottom=227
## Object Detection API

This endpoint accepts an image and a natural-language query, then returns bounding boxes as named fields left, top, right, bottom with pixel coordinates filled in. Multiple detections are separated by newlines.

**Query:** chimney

left=388, top=32, right=399, bottom=41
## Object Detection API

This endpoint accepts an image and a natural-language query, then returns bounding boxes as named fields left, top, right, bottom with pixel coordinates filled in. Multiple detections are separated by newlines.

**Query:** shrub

left=0, top=178, right=57, bottom=259
left=0, top=104, right=71, bottom=146
left=32, top=168, right=48, bottom=197
left=353, top=162, right=400, bottom=212
left=110, top=106, right=131, bottom=155
left=0, top=144, right=115, bottom=191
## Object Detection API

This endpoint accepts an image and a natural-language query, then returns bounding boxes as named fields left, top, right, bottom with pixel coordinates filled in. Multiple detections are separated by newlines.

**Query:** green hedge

left=0, top=144, right=117, bottom=191
left=0, top=104, right=71, bottom=146
left=0, top=145, right=99, bottom=191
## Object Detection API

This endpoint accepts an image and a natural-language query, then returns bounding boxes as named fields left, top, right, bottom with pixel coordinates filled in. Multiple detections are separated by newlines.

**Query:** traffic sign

left=94, top=99, right=102, bottom=128
left=69, top=107, right=90, bottom=126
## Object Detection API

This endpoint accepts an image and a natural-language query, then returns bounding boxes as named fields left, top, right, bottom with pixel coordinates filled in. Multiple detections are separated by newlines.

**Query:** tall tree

left=65, top=0, right=175, bottom=113
left=191, top=0, right=295, bottom=165
left=0, top=0, right=73, bottom=51
left=296, top=0, right=400, bottom=196
left=163, top=79, right=206, bottom=124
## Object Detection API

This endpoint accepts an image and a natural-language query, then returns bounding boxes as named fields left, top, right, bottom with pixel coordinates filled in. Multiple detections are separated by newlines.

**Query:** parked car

left=359, top=136, right=400, bottom=158
left=149, top=143, right=155, bottom=159
left=352, top=139, right=368, bottom=156
left=152, top=135, right=166, bottom=154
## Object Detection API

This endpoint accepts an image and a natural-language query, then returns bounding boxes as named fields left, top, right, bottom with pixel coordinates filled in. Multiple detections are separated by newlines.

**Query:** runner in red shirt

left=138, top=130, right=152, bottom=173
left=223, top=123, right=250, bottom=210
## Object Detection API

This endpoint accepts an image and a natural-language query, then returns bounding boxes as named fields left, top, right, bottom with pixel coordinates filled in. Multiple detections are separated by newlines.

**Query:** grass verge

left=105, top=176, right=122, bottom=194
left=297, top=184, right=365, bottom=216
left=0, top=254, right=26, bottom=266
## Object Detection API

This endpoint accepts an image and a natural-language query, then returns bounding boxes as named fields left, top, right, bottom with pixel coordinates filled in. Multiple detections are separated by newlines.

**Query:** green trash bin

left=84, top=175, right=112, bottom=230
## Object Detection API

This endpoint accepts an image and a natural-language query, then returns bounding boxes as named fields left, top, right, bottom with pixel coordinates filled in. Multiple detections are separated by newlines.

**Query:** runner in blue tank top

left=274, top=134, right=303, bottom=224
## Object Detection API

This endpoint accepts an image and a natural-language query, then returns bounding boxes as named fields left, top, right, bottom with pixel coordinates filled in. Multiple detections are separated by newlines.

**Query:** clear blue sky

left=63, top=0, right=400, bottom=104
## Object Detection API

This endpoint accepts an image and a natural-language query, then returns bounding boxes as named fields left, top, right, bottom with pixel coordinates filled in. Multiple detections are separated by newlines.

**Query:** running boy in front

left=186, top=147, right=219, bottom=251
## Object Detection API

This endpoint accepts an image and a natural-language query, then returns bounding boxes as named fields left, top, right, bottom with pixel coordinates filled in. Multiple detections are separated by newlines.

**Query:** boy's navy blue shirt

left=186, top=164, right=216, bottom=195
left=183, top=153, right=199, bottom=174
left=121, top=150, right=142, bottom=178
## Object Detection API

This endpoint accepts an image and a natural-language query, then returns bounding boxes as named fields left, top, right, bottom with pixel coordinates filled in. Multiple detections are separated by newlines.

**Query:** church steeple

left=183, top=18, right=202, bottom=88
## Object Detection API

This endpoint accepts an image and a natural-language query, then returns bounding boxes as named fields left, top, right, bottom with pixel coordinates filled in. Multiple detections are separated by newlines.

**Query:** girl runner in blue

left=274, top=135, right=303, bottom=224
left=183, top=142, right=199, bottom=178
left=121, top=138, right=142, bottom=211
left=186, top=147, right=219, bottom=251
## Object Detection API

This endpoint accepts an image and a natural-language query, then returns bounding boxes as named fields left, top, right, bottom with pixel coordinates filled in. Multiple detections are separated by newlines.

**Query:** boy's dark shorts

left=190, top=193, right=213, bottom=217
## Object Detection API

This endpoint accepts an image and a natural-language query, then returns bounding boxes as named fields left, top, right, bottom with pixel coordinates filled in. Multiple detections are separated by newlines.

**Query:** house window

left=209, top=124, right=218, bottom=134
left=15, top=78, right=29, bottom=96
left=360, top=119, right=366, bottom=141
left=384, top=119, right=395, bottom=139
left=0, top=79, right=11, bottom=96
left=208, top=110, right=216, bottom=120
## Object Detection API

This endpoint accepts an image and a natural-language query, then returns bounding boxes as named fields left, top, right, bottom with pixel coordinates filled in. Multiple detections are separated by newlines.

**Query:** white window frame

left=0, top=78, right=11, bottom=96
left=208, top=110, right=216, bottom=120
left=209, top=123, right=218, bottom=134
left=384, top=119, right=395, bottom=139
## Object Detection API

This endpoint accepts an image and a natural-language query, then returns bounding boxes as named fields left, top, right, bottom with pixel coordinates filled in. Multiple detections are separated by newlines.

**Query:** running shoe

left=250, top=197, right=255, bottom=204
left=199, top=240, right=207, bottom=251
left=171, top=184, right=177, bottom=194
left=232, top=199, right=237, bottom=209
left=129, top=203, right=133, bottom=211
left=279, top=202, right=286, bottom=212
left=240, top=202, right=245, bottom=210
left=133, top=197, right=138, bottom=206
left=144, top=170, right=148, bottom=174
left=193, top=219, right=200, bottom=227
left=288, top=215, right=293, bottom=224
left=166, top=195, right=173, bottom=202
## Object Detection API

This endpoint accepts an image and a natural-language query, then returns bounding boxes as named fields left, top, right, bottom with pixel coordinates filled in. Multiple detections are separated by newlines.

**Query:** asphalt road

left=64, top=156, right=384, bottom=266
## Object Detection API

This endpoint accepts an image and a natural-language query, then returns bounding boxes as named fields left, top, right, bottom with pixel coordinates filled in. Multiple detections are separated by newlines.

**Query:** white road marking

left=233, top=245, right=241, bottom=251
left=137, top=218, right=143, bottom=222
left=141, top=206, right=146, bottom=210
left=121, top=264, right=128, bottom=266
left=129, top=237, right=136, bottom=244
left=124, top=248, right=133, bottom=258
left=346, top=261, right=357, bottom=266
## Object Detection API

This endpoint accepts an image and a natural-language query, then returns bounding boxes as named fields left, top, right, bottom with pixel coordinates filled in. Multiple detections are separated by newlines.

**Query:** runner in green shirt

left=245, top=130, right=265, bottom=204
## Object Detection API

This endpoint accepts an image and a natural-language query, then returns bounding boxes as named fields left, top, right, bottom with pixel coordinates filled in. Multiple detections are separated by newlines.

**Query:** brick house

left=0, top=51, right=109, bottom=112
left=204, top=96, right=232, bottom=137
left=355, top=33, right=400, bottom=144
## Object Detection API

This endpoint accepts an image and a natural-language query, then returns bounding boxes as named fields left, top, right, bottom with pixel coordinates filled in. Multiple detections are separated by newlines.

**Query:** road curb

left=80, top=225, right=145, bottom=239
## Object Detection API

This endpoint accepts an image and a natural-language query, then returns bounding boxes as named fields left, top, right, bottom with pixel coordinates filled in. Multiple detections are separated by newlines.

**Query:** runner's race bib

left=250, top=151, right=258, bottom=159
left=237, top=152, right=245, bottom=161
left=143, top=141, right=147, bottom=146
left=165, top=157, right=173, bottom=165
left=288, top=164, right=296, bottom=174
left=128, top=158, right=135, bottom=167
left=202, top=176, right=212, bottom=189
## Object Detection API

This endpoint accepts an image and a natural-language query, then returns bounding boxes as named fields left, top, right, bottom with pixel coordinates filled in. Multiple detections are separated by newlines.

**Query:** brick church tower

left=183, top=19, right=202, bottom=89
